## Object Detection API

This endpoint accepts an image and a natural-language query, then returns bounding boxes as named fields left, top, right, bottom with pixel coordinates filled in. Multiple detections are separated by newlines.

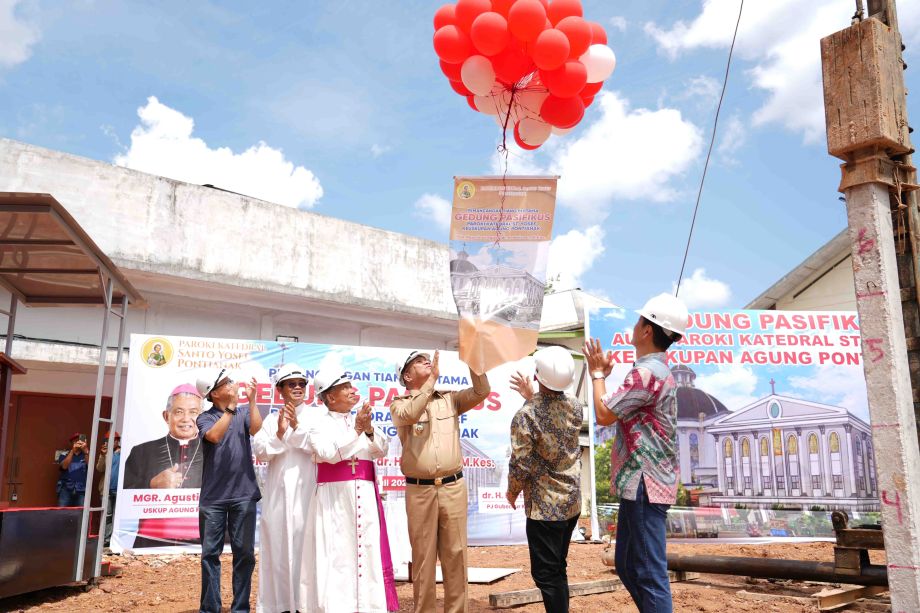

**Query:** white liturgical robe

left=306, top=410, right=399, bottom=612
left=252, top=402, right=326, bottom=613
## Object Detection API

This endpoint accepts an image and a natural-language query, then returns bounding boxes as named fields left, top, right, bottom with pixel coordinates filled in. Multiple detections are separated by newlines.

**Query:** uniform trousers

left=405, top=478, right=468, bottom=613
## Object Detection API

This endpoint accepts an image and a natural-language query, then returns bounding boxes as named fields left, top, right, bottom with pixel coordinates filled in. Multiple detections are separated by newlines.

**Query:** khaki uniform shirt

left=390, top=372, right=490, bottom=479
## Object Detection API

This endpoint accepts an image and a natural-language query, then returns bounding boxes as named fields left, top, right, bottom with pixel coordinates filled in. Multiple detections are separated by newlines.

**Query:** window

left=787, top=434, right=798, bottom=455
left=790, top=475, right=800, bottom=489
left=744, top=476, right=752, bottom=489
left=724, top=438, right=733, bottom=457
left=776, top=476, right=785, bottom=489
left=857, top=477, right=865, bottom=491
left=809, top=433, right=819, bottom=454
left=812, top=475, right=821, bottom=490
left=726, top=477, right=734, bottom=489
left=830, top=432, right=840, bottom=453
left=760, top=437, right=769, bottom=457
left=762, top=477, right=772, bottom=489
left=769, top=400, right=782, bottom=419
left=833, top=475, right=843, bottom=489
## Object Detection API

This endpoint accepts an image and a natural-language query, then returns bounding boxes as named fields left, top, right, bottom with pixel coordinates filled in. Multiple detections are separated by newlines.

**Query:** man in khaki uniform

left=390, top=349, right=490, bottom=613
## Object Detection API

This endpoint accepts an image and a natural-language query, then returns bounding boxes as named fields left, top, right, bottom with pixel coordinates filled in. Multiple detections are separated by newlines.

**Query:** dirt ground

left=2, top=541, right=890, bottom=612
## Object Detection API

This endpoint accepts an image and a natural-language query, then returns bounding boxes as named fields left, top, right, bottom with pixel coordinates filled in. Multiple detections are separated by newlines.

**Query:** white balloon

left=579, top=44, right=616, bottom=83
left=474, top=95, right=501, bottom=115
left=514, top=90, right=549, bottom=120
left=518, top=117, right=552, bottom=146
left=461, top=55, right=497, bottom=97
left=551, top=125, right=575, bottom=136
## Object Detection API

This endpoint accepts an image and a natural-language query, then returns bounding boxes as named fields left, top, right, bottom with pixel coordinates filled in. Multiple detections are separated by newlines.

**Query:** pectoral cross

left=348, top=456, right=359, bottom=475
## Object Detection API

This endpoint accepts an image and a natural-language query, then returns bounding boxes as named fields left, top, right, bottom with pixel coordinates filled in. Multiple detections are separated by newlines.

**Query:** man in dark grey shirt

left=196, top=368, right=263, bottom=613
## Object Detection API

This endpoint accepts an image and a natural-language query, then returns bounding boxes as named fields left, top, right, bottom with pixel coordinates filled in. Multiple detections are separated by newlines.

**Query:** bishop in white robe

left=307, top=370, right=399, bottom=613
left=252, top=364, right=325, bottom=613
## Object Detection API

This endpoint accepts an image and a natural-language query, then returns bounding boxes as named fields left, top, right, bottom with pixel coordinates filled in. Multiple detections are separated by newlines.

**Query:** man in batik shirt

left=584, top=293, right=688, bottom=613
left=506, top=346, right=582, bottom=613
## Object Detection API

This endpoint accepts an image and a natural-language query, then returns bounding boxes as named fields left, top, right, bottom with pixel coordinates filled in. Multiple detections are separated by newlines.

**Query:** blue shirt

left=197, top=407, right=261, bottom=505
left=110, top=450, right=121, bottom=493
left=61, top=451, right=88, bottom=493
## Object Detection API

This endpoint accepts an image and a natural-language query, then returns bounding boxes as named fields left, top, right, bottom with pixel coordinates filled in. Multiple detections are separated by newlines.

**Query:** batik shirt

left=602, top=352, right=678, bottom=505
left=507, top=392, right=583, bottom=521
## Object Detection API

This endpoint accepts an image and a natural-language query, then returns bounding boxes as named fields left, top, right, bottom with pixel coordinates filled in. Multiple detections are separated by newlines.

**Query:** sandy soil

left=2, top=542, right=890, bottom=612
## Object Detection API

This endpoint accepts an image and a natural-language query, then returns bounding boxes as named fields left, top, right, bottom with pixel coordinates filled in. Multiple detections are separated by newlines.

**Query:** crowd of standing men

left=68, top=291, right=685, bottom=613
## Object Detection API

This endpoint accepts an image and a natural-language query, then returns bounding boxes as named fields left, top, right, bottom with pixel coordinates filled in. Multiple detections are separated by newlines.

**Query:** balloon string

left=494, top=83, right=519, bottom=248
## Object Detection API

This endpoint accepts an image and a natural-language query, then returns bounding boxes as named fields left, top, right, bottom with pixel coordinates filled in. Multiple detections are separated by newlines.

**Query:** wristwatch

left=592, top=371, right=606, bottom=380
left=224, top=407, right=237, bottom=415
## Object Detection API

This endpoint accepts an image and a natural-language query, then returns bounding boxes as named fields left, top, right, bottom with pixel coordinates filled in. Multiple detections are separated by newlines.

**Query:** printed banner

left=112, top=334, right=530, bottom=556
left=586, top=308, right=878, bottom=526
left=449, top=176, right=557, bottom=374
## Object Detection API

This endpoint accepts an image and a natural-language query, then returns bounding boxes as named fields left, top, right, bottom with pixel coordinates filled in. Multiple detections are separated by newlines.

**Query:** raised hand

left=150, top=464, right=182, bottom=489
left=277, top=404, right=290, bottom=439
left=510, top=371, right=534, bottom=401
left=354, top=401, right=373, bottom=434
left=285, top=402, right=299, bottom=431
left=428, top=350, right=440, bottom=386
left=583, top=338, right=614, bottom=377
left=248, top=377, right=260, bottom=410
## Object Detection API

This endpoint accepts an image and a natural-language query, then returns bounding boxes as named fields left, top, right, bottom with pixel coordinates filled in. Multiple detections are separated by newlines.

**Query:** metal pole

left=0, top=295, right=17, bottom=502
left=93, top=296, right=128, bottom=576
left=666, top=554, right=888, bottom=586
left=74, top=277, right=113, bottom=582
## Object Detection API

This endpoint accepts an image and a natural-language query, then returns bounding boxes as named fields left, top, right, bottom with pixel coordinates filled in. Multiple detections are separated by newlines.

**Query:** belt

left=405, top=471, right=463, bottom=486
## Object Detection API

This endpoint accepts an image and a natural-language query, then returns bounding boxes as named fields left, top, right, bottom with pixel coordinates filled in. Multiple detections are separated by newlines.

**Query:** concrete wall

left=774, top=254, right=857, bottom=311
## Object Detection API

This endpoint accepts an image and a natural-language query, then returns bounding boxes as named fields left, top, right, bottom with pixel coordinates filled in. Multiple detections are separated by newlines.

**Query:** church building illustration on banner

left=670, top=365, right=878, bottom=512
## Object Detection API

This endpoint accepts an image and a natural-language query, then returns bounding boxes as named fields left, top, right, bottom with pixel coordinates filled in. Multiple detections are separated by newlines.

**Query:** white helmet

left=196, top=367, right=232, bottom=400
left=274, top=363, right=308, bottom=386
left=396, top=350, right=430, bottom=386
left=314, top=370, right=352, bottom=397
left=534, top=346, right=575, bottom=392
left=637, top=293, right=688, bottom=338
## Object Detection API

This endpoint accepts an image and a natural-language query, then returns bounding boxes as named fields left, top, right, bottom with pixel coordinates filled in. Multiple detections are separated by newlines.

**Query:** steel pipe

left=666, top=554, right=888, bottom=587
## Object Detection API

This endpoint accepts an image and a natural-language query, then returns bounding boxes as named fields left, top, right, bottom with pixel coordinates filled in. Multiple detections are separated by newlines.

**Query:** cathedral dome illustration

left=671, top=364, right=728, bottom=419
left=449, top=249, right=478, bottom=273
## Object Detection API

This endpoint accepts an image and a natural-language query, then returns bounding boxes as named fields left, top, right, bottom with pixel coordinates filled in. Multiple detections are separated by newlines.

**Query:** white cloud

left=788, top=364, right=869, bottom=421
left=609, top=16, right=628, bottom=33
left=644, top=0, right=920, bottom=143
left=551, top=92, right=704, bottom=218
left=673, top=267, right=732, bottom=308
left=114, top=97, right=323, bottom=208
left=370, top=143, right=391, bottom=158
left=683, top=75, right=721, bottom=105
left=0, top=0, right=39, bottom=68
left=412, top=193, right=451, bottom=232
left=547, top=225, right=605, bottom=291
left=717, top=113, right=745, bottom=162
left=694, top=364, right=759, bottom=411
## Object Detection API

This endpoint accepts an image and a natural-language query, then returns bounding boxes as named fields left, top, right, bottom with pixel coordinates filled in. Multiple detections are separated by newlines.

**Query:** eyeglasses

left=283, top=380, right=307, bottom=389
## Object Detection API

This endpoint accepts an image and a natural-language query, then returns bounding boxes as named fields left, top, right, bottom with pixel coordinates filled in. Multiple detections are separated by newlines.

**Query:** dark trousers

left=526, top=515, right=579, bottom=613
left=614, top=479, right=672, bottom=613
left=57, top=487, right=85, bottom=508
left=199, top=499, right=257, bottom=613
left=104, top=492, right=116, bottom=546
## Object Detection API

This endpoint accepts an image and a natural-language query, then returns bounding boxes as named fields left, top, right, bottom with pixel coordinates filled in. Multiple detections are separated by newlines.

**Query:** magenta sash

left=317, top=459, right=400, bottom=612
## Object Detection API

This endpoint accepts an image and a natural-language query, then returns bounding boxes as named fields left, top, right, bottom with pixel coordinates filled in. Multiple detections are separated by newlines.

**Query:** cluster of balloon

left=433, top=0, right=616, bottom=150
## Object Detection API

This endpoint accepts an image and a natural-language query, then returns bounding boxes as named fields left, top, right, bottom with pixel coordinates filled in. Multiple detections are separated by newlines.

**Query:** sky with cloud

left=1, top=0, right=918, bottom=311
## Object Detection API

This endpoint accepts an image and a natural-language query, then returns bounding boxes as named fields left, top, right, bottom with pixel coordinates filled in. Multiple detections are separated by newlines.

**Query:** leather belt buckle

left=434, top=476, right=443, bottom=486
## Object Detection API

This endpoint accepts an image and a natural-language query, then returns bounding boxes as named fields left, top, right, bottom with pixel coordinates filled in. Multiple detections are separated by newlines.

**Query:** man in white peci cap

left=195, top=368, right=263, bottom=613
left=390, top=350, right=490, bottom=613
left=252, top=363, right=325, bottom=613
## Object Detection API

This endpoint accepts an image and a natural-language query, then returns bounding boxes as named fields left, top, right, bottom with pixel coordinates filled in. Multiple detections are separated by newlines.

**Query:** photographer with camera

left=57, top=432, right=89, bottom=507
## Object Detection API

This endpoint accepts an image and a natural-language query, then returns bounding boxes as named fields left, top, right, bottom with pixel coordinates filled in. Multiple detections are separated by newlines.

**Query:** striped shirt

left=602, top=352, right=678, bottom=504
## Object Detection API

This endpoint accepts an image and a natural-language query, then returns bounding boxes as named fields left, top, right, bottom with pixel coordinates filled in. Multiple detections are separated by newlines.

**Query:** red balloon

left=508, top=0, right=547, bottom=43
left=536, top=0, right=549, bottom=7
left=556, top=16, right=592, bottom=58
left=514, top=121, right=542, bottom=150
left=450, top=79, right=473, bottom=96
left=532, top=28, right=569, bottom=70
left=540, top=60, right=587, bottom=98
left=581, top=80, right=603, bottom=96
left=588, top=21, right=607, bottom=45
left=540, top=93, right=585, bottom=127
left=434, top=4, right=457, bottom=30
left=547, top=0, right=582, bottom=26
left=467, top=95, right=479, bottom=111
left=493, top=43, right=535, bottom=84
left=471, top=12, right=510, bottom=56
left=434, top=25, right=473, bottom=64
left=455, top=0, right=492, bottom=33
left=581, top=94, right=594, bottom=107
left=492, top=0, right=516, bottom=17
left=440, top=59, right=463, bottom=81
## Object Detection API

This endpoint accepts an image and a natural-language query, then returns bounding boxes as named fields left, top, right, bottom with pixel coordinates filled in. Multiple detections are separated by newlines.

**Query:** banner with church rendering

left=449, top=176, right=557, bottom=374
left=586, top=308, right=878, bottom=528
left=112, top=334, right=530, bottom=556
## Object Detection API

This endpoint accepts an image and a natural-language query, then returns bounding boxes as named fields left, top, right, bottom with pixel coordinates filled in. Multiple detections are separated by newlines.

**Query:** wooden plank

left=489, top=579, right=621, bottom=608
left=736, top=590, right=813, bottom=606
left=815, top=585, right=888, bottom=611
left=488, top=571, right=699, bottom=608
